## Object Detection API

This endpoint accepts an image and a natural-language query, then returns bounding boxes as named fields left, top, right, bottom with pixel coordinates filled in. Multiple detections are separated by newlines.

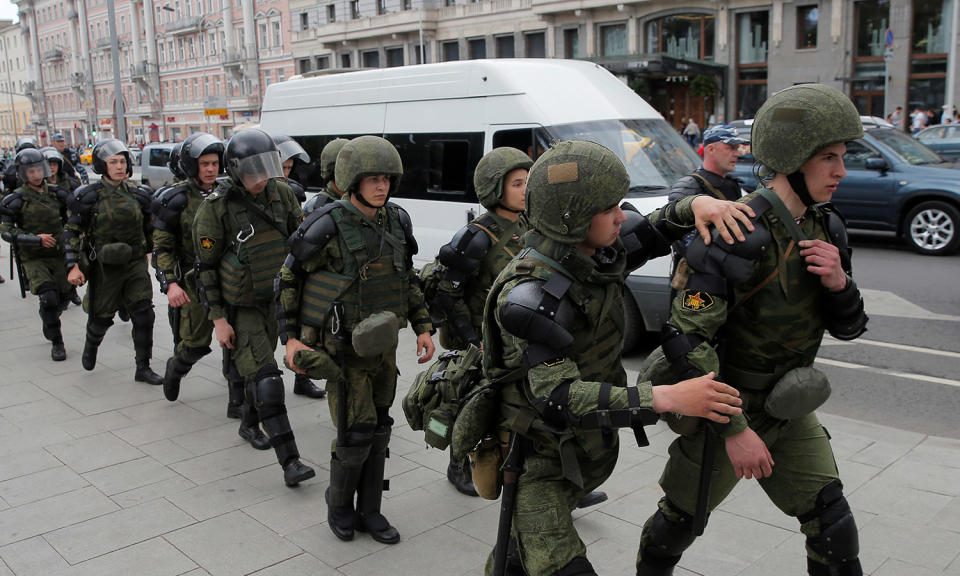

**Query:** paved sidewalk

left=0, top=270, right=958, bottom=576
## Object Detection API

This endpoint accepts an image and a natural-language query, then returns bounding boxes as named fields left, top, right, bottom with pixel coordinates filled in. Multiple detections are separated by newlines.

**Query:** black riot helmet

left=272, top=133, right=310, bottom=165
left=223, top=128, right=283, bottom=188
left=168, top=143, right=187, bottom=180
left=180, top=132, right=224, bottom=179
left=91, top=138, right=133, bottom=177
left=15, top=148, right=52, bottom=183
left=40, top=146, right=64, bottom=171
left=15, top=136, right=38, bottom=153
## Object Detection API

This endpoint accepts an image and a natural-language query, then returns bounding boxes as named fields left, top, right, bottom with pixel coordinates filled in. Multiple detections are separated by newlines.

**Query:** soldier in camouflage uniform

left=635, top=84, right=869, bottom=576
left=271, top=132, right=326, bottom=399
left=302, top=137, right=348, bottom=216
left=193, top=128, right=316, bottom=487
left=482, top=140, right=747, bottom=576
left=277, top=135, right=435, bottom=544
left=63, top=139, right=163, bottom=385
left=3, top=136, right=39, bottom=195
left=43, top=147, right=83, bottom=306
left=152, top=132, right=225, bottom=403
left=52, top=132, right=88, bottom=185
left=0, top=148, right=71, bottom=360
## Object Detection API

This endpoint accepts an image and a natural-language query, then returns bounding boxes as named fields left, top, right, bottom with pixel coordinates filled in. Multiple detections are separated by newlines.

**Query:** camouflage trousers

left=484, top=436, right=619, bottom=576
left=323, top=342, right=398, bottom=453
left=173, top=279, right=213, bottom=353
left=229, top=303, right=278, bottom=381
left=22, top=255, right=71, bottom=296
left=642, top=411, right=842, bottom=568
left=84, top=256, right=153, bottom=319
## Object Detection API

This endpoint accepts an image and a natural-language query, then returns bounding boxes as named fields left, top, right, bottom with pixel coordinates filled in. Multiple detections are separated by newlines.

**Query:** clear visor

left=21, top=161, right=52, bottom=181
left=277, top=140, right=310, bottom=164
left=95, top=140, right=130, bottom=161
left=188, top=134, right=223, bottom=159
left=231, top=151, right=284, bottom=188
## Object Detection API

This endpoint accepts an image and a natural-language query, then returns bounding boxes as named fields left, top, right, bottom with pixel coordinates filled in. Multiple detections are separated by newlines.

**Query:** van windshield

left=545, top=119, right=700, bottom=196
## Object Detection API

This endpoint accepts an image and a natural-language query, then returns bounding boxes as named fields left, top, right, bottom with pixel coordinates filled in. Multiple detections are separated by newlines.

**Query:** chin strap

left=353, top=189, right=388, bottom=208
left=498, top=204, right=524, bottom=214
left=787, top=172, right=816, bottom=207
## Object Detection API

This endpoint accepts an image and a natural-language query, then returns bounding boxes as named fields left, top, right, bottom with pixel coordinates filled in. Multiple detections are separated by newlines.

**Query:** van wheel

left=903, top=201, right=959, bottom=255
left=622, top=293, right=643, bottom=354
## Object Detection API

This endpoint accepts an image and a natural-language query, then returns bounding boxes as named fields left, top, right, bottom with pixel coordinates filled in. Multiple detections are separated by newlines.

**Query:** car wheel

left=903, top=200, right=960, bottom=255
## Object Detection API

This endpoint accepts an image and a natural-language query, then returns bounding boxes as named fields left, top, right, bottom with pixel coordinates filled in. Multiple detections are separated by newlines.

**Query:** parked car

left=914, top=125, right=960, bottom=161
left=79, top=146, right=93, bottom=165
left=140, top=142, right=177, bottom=187
left=729, top=118, right=960, bottom=255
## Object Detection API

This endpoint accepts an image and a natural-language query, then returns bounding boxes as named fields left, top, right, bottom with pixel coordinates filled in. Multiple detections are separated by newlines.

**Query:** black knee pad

left=641, top=501, right=698, bottom=569
left=181, top=346, right=211, bottom=363
left=37, top=285, right=59, bottom=309
left=130, top=300, right=155, bottom=325
left=803, top=482, right=860, bottom=566
left=343, top=423, right=376, bottom=449
left=557, top=556, right=596, bottom=576
left=254, top=370, right=286, bottom=418
left=336, top=441, right=372, bottom=468
left=87, top=317, right=114, bottom=339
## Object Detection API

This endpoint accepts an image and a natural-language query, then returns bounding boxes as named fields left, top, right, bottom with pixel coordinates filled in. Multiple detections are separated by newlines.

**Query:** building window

left=362, top=50, right=380, bottom=68
left=736, top=11, right=768, bottom=118
left=468, top=38, right=486, bottom=59
left=796, top=5, right=818, bottom=49
left=341, top=52, right=351, bottom=67
left=909, top=0, right=952, bottom=111
left=852, top=0, right=889, bottom=116
left=403, top=0, right=411, bottom=9
left=563, top=28, right=579, bottom=58
left=264, top=69, right=271, bottom=86
left=350, top=0, right=359, bottom=19
left=599, top=23, right=627, bottom=57
left=327, top=4, right=335, bottom=22
left=300, top=12, right=309, bottom=30
left=298, top=57, right=310, bottom=73
left=645, top=13, right=714, bottom=61
left=386, top=46, right=404, bottom=67
left=377, top=0, right=386, bottom=14
left=259, top=22, right=268, bottom=48
left=316, top=55, right=329, bottom=69
left=525, top=31, right=546, bottom=58
left=495, top=35, right=515, bottom=58
left=442, top=40, right=460, bottom=61
left=279, top=69, right=284, bottom=82
left=413, top=43, right=426, bottom=64
left=272, top=20, right=281, bottom=47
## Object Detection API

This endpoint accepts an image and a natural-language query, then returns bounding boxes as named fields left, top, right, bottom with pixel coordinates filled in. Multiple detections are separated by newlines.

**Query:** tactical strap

left=472, top=216, right=517, bottom=259
left=690, top=173, right=726, bottom=201
left=230, top=189, right=289, bottom=239
left=757, top=188, right=806, bottom=244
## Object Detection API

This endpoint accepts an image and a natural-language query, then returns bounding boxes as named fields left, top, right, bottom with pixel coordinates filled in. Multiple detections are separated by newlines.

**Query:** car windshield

left=869, top=128, right=944, bottom=165
left=545, top=119, right=700, bottom=196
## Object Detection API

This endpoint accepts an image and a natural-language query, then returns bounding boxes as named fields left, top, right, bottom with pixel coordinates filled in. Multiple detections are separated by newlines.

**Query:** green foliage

left=690, top=74, right=718, bottom=98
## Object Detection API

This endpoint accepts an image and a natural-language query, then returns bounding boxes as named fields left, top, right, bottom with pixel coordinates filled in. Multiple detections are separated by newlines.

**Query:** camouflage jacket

left=152, top=179, right=207, bottom=292
left=0, top=182, right=68, bottom=260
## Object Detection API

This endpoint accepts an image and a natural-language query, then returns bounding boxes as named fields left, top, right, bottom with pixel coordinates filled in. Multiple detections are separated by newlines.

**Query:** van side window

left=150, top=148, right=171, bottom=167
left=428, top=140, right=469, bottom=195
left=386, top=132, right=482, bottom=202
left=492, top=127, right=549, bottom=160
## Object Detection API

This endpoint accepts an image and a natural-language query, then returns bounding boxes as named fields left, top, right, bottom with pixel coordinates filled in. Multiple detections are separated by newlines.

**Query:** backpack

left=402, top=344, right=485, bottom=450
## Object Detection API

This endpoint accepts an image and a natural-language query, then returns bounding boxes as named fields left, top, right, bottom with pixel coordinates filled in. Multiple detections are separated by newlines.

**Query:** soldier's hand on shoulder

left=799, top=239, right=847, bottom=292
left=691, top=196, right=755, bottom=245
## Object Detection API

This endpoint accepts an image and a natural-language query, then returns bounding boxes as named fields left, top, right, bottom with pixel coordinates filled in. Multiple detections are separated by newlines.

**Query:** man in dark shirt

left=668, top=125, right=746, bottom=202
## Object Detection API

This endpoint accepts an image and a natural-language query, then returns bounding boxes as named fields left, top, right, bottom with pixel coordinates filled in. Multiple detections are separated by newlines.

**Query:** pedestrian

left=911, top=108, right=926, bottom=134
left=302, top=138, right=349, bottom=216
left=277, top=135, right=435, bottom=544
left=62, top=139, right=163, bottom=385
left=635, top=83, right=869, bottom=576
left=0, top=148, right=71, bottom=360
left=479, top=140, right=749, bottom=576
left=3, top=136, right=38, bottom=194
left=890, top=106, right=902, bottom=129
left=152, top=132, right=226, bottom=404
left=670, top=124, right=746, bottom=203
left=193, top=128, right=315, bottom=486
left=52, top=132, right=89, bottom=185
left=683, top=117, right=701, bottom=147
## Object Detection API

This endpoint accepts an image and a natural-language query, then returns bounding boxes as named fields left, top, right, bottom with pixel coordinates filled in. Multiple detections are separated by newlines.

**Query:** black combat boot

left=356, top=427, right=399, bottom=544
left=50, top=340, right=66, bottom=361
left=262, top=414, right=315, bottom=486
left=82, top=317, right=113, bottom=371
left=327, top=451, right=364, bottom=541
left=576, top=491, right=609, bottom=509
left=293, top=373, right=326, bottom=398
left=39, top=293, right=66, bottom=362
left=447, top=452, right=478, bottom=497
left=227, top=380, right=244, bottom=419
left=238, top=394, right=270, bottom=450
left=162, top=346, right=210, bottom=401
left=131, top=303, right=162, bottom=385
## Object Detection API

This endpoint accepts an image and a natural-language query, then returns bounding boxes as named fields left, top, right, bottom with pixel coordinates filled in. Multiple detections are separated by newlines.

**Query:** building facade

left=15, top=0, right=295, bottom=146
left=0, top=20, right=33, bottom=149
left=289, top=0, right=960, bottom=131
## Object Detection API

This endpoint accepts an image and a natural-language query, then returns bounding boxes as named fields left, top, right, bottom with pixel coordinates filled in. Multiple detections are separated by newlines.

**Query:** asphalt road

left=624, top=233, right=960, bottom=439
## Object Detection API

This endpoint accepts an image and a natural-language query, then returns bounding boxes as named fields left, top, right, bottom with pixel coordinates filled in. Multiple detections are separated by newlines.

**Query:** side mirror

left=865, top=157, right=889, bottom=171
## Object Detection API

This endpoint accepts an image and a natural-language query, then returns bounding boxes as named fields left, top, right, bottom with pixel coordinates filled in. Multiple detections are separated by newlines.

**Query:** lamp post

left=107, top=0, right=125, bottom=143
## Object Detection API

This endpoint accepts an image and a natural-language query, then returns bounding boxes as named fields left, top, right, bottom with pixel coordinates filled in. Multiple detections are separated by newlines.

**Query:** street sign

left=204, top=108, right=228, bottom=116
left=240, top=111, right=253, bottom=117
left=885, top=28, right=894, bottom=48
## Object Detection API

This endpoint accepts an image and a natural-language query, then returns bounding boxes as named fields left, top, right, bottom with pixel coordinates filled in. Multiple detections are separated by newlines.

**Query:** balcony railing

left=221, top=48, right=245, bottom=66
left=42, top=48, right=64, bottom=62
left=165, top=15, right=203, bottom=35
left=96, top=37, right=111, bottom=49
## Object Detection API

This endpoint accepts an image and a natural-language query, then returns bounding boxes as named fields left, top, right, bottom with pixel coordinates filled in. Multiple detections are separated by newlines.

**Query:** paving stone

left=735, top=532, right=808, bottom=576
left=140, top=438, right=197, bottom=465
left=876, top=454, right=960, bottom=496
left=114, top=402, right=222, bottom=447
left=871, top=558, right=946, bottom=576
left=242, top=481, right=327, bottom=536
left=171, top=421, right=260, bottom=457
left=0, top=423, right=73, bottom=460
left=168, top=476, right=274, bottom=522
left=340, top=525, right=488, bottom=576
left=0, top=486, right=118, bottom=547
left=249, top=552, right=339, bottom=576
left=45, top=431, right=145, bottom=473
left=112, top=475, right=197, bottom=508
left=169, top=445, right=278, bottom=486
left=286, top=522, right=388, bottom=569
left=0, top=396, right=81, bottom=424
left=165, top=511, right=302, bottom=576
left=0, top=450, right=61, bottom=484
left=0, top=383, right=50, bottom=410
left=57, top=410, right=138, bottom=439
left=0, top=536, right=71, bottom=576
left=82, top=455, right=182, bottom=496
left=0, top=466, right=88, bottom=507
left=847, top=480, right=953, bottom=525
left=932, top=495, right=960, bottom=533
left=858, top=517, right=960, bottom=571
left=44, top=498, right=195, bottom=563
left=68, top=537, right=198, bottom=576
left=678, top=509, right=794, bottom=576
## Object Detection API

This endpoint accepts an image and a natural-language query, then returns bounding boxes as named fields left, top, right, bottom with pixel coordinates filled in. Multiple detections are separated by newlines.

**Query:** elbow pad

left=822, top=278, right=868, bottom=341
left=288, top=179, right=307, bottom=203
left=498, top=275, right=576, bottom=367
left=2, top=232, right=42, bottom=247
left=619, top=202, right=672, bottom=272
left=69, top=183, right=102, bottom=216
left=151, top=185, right=189, bottom=231
left=289, top=205, right=336, bottom=261
left=660, top=323, right=707, bottom=381
left=394, top=203, right=418, bottom=257
left=438, top=222, right=491, bottom=282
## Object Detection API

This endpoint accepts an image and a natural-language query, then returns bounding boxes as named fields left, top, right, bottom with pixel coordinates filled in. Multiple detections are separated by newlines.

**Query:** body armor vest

left=9, top=185, right=65, bottom=259
left=464, top=213, right=524, bottom=332
left=87, top=182, right=149, bottom=258
left=299, top=202, right=410, bottom=334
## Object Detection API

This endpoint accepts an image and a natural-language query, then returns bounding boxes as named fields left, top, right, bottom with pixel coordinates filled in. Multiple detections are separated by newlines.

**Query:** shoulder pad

left=499, top=275, right=576, bottom=353
left=151, top=184, right=190, bottom=230
left=820, top=203, right=852, bottom=272
left=289, top=202, right=337, bottom=261
left=438, top=221, right=492, bottom=276
left=390, top=202, right=418, bottom=256
left=0, top=191, right=23, bottom=218
left=686, top=216, right=771, bottom=284
left=619, top=202, right=671, bottom=272
left=302, top=193, right=335, bottom=217
left=53, top=185, right=71, bottom=206
left=667, top=175, right=703, bottom=202
left=288, top=178, right=306, bottom=203
left=70, top=182, right=103, bottom=214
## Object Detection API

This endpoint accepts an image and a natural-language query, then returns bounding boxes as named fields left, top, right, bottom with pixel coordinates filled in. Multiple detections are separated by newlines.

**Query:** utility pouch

left=764, top=366, right=831, bottom=420
left=469, top=434, right=502, bottom=500
left=424, top=407, right=454, bottom=450
left=351, top=311, right=400, bottom=358
left=98, top=242, right=133, bottom=265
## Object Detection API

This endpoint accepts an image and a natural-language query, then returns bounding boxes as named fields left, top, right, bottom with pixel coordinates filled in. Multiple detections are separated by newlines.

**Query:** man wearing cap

left=52, top=133, right=88, bottom=185
left=669, top=125, right=746, bottom=204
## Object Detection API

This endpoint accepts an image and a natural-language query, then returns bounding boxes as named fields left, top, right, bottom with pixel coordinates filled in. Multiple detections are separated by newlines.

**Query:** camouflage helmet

left=474, top=147, right=533, bottom=210
left=320, top=138, right=349, bottom=182
left=334, top=135, right=403, bottom=196
left=752, top=83, right=863, bottom=175
left=526, top=140, right=628, bottom=244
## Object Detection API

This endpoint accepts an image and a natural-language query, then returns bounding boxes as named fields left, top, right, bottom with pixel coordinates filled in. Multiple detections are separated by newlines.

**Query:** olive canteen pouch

left=764, top=366, right=831, bottom=420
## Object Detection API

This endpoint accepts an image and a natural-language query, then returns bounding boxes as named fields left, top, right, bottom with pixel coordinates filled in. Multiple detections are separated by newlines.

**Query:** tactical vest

left=299, top=201, right=410, bottom=333
left=723, top=203, right=831, bottom=385
left=11, top=185, right=64, bottom=259
left=87, top=182, right=149, bottom=258
left=218, top=182, right=290, bottom=306
left=175, top=184, right=205, bottom=269
left=464, top=213, right=525, bottom=331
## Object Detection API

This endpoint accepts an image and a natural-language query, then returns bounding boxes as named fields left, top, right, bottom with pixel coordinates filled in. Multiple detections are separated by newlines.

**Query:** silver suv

left=140, top=142, right=177, bottom=187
